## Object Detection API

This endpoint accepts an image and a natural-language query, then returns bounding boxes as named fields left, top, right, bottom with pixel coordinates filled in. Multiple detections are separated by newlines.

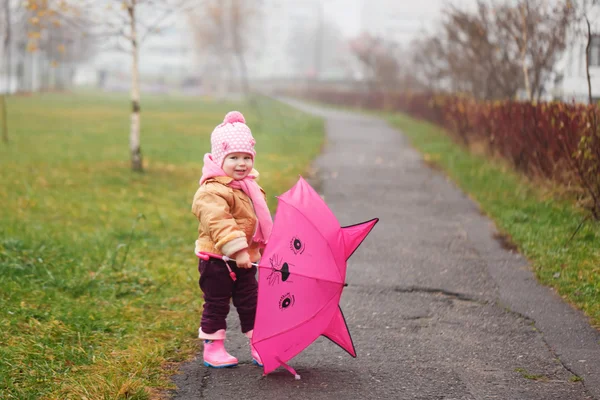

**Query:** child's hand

left=234, top=250, right=252, bottom=269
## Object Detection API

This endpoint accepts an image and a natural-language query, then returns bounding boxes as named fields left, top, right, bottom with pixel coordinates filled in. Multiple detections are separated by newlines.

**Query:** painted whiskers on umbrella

left=267, top=253, right=293, bottom=286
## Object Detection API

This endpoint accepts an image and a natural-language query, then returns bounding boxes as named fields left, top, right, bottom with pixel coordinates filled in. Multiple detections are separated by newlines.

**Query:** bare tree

left=2, top=0, right=11, bottom=89
left=349, top=34, right=404, bottom=91
left=189, top=1, right=231, bottom=96
left=1, top=0, right=11, bottom=144
left=188, top=0, right=262, bottom=97
left=495, top=0, right=574, bottom=101
left=409, top=0, right=574, bottom=101
left=412, top=3, right=523, bottom=99
left=520, top=2, right=532, bottom=100
left=229, top=0, right=262, bottom=95
left=124, top=0, right=143, bottom=172
left=91, top=0, right=193, bottom=172
left=409, top=36, right=449, bottom=92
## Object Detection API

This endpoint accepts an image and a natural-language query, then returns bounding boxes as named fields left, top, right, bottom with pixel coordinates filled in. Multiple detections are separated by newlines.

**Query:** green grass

left=514, top=368, right=549, bottom=381
left=386, top=113, right=600, bottom=328
left=0, top=92, right=324, bottom=399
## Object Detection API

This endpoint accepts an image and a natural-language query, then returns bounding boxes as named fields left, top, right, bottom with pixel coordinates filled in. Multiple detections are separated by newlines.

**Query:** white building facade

left=248, top=0, right=322, bottom=79
left=555, top=10, right=600, bottom=104
left=540, top=5, right=600, bottom=103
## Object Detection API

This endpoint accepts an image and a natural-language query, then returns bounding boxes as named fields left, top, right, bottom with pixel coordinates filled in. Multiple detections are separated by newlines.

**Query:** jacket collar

left=211, top=176, right=234, bottom=185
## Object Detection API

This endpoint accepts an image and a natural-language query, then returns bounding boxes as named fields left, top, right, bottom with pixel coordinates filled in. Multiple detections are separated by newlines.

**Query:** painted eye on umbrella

left=290, top=237, right=305, bottom=254
left=279, top=293, right=295, bottom=310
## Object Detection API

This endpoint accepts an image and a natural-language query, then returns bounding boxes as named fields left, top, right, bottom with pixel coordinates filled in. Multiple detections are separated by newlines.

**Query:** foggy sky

left=323, top=0, right=477, bottom=40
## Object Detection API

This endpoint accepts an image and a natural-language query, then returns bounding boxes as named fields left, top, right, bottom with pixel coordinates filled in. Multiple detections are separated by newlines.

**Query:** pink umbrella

left=252, top=177, right=378, bottom=379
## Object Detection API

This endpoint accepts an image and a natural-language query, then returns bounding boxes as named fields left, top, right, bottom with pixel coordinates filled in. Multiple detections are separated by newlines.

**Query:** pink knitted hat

left=210, top=111, right=256, bottom=167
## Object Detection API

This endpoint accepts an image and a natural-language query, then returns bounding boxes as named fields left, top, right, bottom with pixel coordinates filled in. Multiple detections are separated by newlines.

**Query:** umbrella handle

left=196, top=251, right=237, bottom=281
left=222, top=255, right=259, bottom=267
left=196, top=251, right=259, bottom=281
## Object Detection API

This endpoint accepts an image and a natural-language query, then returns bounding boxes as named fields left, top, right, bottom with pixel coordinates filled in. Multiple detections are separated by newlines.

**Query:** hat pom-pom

left=224, top=111, right=245, bottom=124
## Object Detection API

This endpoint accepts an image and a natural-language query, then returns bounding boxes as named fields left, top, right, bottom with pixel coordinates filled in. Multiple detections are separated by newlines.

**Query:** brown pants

left=198, top=258, right=258, bottom=334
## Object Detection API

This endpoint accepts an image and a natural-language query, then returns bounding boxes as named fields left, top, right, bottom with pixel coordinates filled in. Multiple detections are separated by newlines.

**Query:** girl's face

left=222, top=152, right=254, bottom=180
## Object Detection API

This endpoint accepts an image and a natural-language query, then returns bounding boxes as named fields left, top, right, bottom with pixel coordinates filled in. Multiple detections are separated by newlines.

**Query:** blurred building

left=553, top=6, right=600, bottom=104
left=249, top=0, right=322, bottom=79
left=252, top=0, right=359, bottom=81
left=360, top=0, right=421, bottom=45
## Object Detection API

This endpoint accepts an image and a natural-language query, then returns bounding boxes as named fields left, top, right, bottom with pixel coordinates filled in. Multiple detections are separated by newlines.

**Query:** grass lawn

left=0, top=92, right=324, bottom=399
left=387, top=113, right=600, bottom=328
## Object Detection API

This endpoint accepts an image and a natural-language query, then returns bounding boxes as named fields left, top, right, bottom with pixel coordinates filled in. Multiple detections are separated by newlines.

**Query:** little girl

left=191, top=111, right=272, bottom=368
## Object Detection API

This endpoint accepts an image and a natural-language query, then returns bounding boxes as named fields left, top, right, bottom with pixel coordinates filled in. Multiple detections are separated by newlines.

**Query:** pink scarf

left=199, top=153, right=273, bottom=244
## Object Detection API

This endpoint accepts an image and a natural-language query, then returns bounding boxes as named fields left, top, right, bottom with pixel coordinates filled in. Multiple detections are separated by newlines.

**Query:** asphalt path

left=171, top=100, right=600, bottom=400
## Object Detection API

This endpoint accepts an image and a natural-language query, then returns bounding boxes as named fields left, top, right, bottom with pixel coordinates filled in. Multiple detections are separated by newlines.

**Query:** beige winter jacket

left=191, top=174, right=265, bottom=262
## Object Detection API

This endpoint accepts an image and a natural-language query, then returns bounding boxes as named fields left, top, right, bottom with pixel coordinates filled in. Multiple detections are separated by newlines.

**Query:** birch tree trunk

left=230, top=0, right=250, bottom=96
left=128, top=0, right=143, bottom=172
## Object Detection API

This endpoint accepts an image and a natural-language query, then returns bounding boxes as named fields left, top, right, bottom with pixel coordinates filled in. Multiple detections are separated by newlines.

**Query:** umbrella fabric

left=252, top=177, right=378, bottom=376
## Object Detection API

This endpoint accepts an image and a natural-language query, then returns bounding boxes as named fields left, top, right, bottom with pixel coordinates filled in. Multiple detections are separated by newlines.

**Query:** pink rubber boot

left=250, top=343, right=263, bottom=367
left=202, top=340, right=238, bottom=368
left=245, top=330, right=263, bottom=367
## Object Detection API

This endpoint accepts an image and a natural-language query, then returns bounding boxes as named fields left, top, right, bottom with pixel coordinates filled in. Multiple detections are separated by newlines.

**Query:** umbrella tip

left=295, top=374, right=301, bottom=380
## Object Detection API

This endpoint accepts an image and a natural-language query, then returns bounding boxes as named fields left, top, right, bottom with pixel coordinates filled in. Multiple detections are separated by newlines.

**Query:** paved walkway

left=171, top=100, right=600, bottom=400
